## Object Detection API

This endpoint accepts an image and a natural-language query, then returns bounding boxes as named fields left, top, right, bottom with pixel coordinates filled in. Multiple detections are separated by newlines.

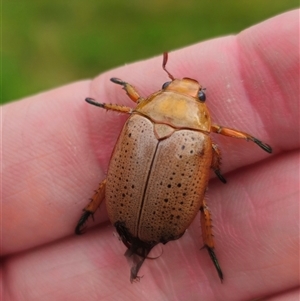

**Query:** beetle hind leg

left=75, top=210, right=94, bottom=235
left=205, top=245, right=223, bottom=281
left=211, top=143, right=227, bottom=184
left=200, top=199, right=223, bottom=281
left=75, top=179, right=106, bottom=235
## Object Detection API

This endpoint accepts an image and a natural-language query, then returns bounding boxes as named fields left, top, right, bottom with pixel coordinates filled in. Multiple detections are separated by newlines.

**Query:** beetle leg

left=85, top=98, right=133, bottom=114
left=211, top=143, right=227, bottom=184
left=200, top=199, right=223, bottom=281
left=111, top=77, right=145, bottom=104
left=75, top=179, right=106, bottom=235
left=211, top=124, right=272, bottom=153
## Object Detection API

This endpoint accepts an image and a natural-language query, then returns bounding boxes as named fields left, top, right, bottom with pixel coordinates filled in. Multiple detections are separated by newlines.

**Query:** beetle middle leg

left=200, top=199, right=223, bottom=281
left=211, top=124, right=272, bottom=153
left=75, top=179, right=106, bottom=235
left=211, top=143, right=227, bottom=184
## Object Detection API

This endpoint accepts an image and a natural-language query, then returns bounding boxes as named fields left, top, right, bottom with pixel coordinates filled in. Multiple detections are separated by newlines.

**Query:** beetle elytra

left=75, top=53, right=272, bottom=282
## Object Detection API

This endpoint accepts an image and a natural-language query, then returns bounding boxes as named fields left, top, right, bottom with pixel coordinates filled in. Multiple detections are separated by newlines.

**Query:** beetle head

left=162, top=52, right=206, bottom=103
left=135, top=53, right=211, bottom=132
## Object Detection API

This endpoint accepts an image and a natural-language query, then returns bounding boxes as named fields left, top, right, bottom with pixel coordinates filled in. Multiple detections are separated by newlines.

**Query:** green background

left=3, top=1, right=299, bottom=103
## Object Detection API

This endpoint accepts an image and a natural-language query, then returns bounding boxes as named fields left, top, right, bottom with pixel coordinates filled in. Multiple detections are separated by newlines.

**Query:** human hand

left=2, top=10, right=299, bottom=301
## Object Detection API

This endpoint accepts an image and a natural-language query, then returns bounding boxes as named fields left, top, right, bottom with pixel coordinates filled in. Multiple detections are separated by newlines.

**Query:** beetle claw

left=75, top=226, right=86, bottom=235
left=205, top=245, right=223, bottom=282
left=252, top=138, right=272, bottom=153
left=85, top=97, right=105, bottom=108
left=110, top=77, right=125, bottom=86
left=75, top=210, right=92, bottom=235
left=214, top=170, right=227, bottom=184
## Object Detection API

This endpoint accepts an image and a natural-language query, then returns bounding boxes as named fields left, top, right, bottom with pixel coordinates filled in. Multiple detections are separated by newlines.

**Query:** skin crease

left=1, top=9, right=299, bottom=301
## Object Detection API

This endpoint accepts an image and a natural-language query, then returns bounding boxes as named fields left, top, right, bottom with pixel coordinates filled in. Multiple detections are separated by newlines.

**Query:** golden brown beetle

left=75, top=53, right=272, bottom=282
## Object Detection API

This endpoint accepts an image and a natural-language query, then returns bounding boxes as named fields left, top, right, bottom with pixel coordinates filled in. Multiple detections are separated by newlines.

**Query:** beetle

left=75, top=53, right=272, bottom=282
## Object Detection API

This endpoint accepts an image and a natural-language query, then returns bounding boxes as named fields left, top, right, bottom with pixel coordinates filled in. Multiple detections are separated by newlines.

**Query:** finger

left=3, top=151, right=299, bottom=300
left=2, top=81, right=109, bottom=255
left=2, top=10, right=298, bottom=257
left=203, top=151, right=299, bottom=299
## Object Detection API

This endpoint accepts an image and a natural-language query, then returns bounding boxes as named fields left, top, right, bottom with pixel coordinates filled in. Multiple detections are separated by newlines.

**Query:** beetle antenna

left=162, top=52, right=175, bottom=80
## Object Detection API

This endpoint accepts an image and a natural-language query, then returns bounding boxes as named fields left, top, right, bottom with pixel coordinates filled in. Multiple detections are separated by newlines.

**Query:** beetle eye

left=198, top=90, right=206, bottom=102
left=162, top=81, right=171, bottom=89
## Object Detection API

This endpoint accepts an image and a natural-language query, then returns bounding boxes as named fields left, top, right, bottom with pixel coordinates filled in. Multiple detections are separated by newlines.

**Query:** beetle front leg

left=111, top=78, right=145, bottom=104
left=211, top=143, right=227, bottom=184
left=211, top=124, right=272, bottom=153
left=85, top=98, right=133, bottom=114
left=200, top=199, right=223, bottom=281
left=75, top=179, right=106, bottom=235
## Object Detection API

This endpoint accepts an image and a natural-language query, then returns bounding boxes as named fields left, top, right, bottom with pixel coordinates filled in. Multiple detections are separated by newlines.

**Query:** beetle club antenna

left=162, top=52, right=175, bottom=80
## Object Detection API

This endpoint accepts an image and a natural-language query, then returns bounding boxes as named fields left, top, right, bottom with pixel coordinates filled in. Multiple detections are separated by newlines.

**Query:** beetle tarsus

left=205, top=245, right=223, bottom=282
left=85, top=97, right=105, bottom=108
left=252, top=138, right=272, bottom=153
left=110, top=77, right=143, bottom=103
left=110, top=77, right=126, bottom=85
left=214, top=170, right=227, bottom=184
left=75, top=210, right=93, bottom=235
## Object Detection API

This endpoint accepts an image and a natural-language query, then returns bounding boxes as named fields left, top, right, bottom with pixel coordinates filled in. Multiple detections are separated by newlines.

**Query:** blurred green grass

left=2, top=0, right=299, bottom=103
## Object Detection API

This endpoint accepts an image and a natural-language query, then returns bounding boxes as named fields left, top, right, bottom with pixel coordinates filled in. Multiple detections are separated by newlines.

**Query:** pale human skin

left=2, top=10, right=299, bottom=301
